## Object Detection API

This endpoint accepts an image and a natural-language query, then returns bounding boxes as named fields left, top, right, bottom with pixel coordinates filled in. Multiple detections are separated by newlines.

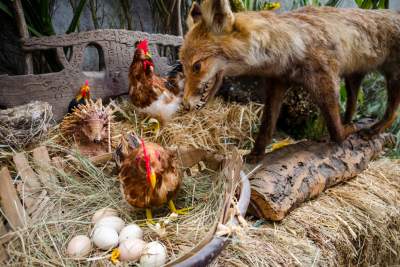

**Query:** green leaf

left=66, top=0, right=87, bottom=34
left=0, top=1, right=12, bottom=17
left=378, top=0, right=387, bottom=8
left=354, top=0, right=363, bottom=7
left=27, top=25, right=43, bottom=37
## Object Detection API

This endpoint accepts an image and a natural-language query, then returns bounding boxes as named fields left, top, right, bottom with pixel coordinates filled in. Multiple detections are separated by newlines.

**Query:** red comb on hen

left=135, top=39, right=154, bottom=72
left=136, top=39, right=149, bottom=54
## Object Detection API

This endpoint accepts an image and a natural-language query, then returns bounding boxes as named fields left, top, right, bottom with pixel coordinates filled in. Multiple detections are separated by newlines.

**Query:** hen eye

left=192, top=61, right=201, bottom=74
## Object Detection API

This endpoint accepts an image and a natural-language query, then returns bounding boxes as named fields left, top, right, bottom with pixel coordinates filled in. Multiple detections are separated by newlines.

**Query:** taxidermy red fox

left=180, top=0, right=400, bottom=162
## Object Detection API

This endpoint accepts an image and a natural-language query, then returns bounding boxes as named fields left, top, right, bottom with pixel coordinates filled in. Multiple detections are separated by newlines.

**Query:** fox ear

left=187, top=2, right=202, bottom=30
left=202, top=0, right=234, bottom=34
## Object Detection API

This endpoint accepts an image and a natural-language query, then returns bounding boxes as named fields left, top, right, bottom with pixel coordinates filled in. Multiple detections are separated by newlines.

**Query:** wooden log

left=249, top=133, right=395, bottom=221
left=0, top=167, right=28, bottom=230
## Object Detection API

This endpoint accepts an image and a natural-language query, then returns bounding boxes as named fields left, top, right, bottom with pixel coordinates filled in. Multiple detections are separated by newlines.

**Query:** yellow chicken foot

left=168, top=200, right=192, bottom=215
left=145, top=208, right=156, bottom=225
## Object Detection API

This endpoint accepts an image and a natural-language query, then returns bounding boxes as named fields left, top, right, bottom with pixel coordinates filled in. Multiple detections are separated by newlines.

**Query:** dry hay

left=0, top=101, right=53, bottom=149
left=1, top=143, right=226, bottom=266
left=1, top=98, right=399, bottom=266
left=215, top=158, right=400, bottom=266
left=114, top=98, right=263, bottom=153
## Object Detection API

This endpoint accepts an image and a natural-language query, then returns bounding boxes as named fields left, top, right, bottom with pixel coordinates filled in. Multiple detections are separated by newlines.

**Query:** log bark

left=249, top=133, right=396, bottom=221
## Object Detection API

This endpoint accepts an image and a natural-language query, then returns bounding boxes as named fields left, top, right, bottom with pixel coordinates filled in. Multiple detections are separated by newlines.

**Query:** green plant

left=357, top=74, right=400, bottom=158
left=355, top=0, right=389, bottom=9
left=0, top=0, right=87, bottom=37
left=0, top=0, right=87, bottom=73
left=291, top=0, right=343, bottom=9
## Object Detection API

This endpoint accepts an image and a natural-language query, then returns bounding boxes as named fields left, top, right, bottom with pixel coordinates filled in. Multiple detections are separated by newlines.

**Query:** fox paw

left=243, top=152, right=265, bottom=164
left=359, top=128, right=379, bottom=140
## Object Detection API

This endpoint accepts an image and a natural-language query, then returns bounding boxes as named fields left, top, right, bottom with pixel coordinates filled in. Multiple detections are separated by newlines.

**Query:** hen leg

left=146, top=208, right=156, bottom=225
left=168, top=200, right=192, bottom=215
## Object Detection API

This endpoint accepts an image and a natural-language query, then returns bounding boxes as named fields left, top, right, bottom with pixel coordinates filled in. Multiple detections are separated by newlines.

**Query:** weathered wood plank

left=51, top=156, right=64, bottom=171
left=32, top=146, right=57, bottom=190
left=0, top=217, right=7, bottom=245
left=13, top=152, right=42, bottom=213
left=0, top=218, right=7, bottom=263
left=0, top=167, right=28, bottom=230
left=0, top=243, right=7, bottom=264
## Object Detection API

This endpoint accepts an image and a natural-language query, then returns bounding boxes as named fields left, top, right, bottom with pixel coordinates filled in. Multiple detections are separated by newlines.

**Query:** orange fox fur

left=180, top=0, right=400, bottom=162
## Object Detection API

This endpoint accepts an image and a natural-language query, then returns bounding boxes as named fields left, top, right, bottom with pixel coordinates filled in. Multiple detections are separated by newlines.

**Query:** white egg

left=140, top=241, right=167, bottom=267
left=91, top=208, right=118, bottom=224
left=119, top=238, right=146, bottom=262
left=119, top=224, right=143, bottom=243
left=67, top=235, right=92, bottom=257
left=91, top=226, right=119, bottom=250
left=95, top=216, right=125, bottom=233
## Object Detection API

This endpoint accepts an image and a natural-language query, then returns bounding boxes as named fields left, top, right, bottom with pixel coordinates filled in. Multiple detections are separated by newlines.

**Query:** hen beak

left=150, top=170, right=157, bottom=190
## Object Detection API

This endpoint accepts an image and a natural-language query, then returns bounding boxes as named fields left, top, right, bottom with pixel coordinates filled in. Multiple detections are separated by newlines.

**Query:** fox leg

left=245, top=79, right=287, bottom=163
left=362, top=76, right=400, bottom=136
left=343, top=74, right=364, bottom=124
left=312, top=75, right=357, bottom=143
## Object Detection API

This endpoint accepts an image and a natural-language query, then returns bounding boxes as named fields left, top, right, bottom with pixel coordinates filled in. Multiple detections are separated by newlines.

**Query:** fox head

left=180, top=0, right=232, bottom=110
left=180, top=0, right=298, bottom=110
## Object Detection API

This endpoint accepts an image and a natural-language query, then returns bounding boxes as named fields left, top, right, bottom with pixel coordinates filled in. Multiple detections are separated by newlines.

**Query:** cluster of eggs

left=66, top=208, right=167, bottom=266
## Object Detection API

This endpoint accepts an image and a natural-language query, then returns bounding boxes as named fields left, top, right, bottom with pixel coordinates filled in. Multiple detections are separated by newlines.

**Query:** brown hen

left=128, top=39, right=182, bottom=124
left=117, top=134, right=188, bottom=223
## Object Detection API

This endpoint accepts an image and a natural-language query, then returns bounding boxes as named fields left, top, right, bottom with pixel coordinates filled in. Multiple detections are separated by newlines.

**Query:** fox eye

left=192, top=61, right=201, bottom=74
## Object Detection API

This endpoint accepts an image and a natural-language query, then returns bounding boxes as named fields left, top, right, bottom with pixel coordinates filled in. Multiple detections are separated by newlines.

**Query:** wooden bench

left=0, top=30, right=182, bottom=120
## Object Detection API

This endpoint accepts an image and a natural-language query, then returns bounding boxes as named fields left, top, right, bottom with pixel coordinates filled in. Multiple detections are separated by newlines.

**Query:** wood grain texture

left=0, top=167, right=28, bottom=230
left=12, top=0, right=33, bottom=74
left=13, top=152, right=42, bottom=214
left=249, top=133, right=395, bottom=221
left=32, top=146, right=57, bottom=189
left=0, top=243, right=7, bottom=264
left=0, top=218, right=7, bottom=262
left=0, top=30, right=182, bottom=120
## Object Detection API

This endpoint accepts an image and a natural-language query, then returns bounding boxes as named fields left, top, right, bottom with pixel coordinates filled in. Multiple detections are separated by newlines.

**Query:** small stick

left=108, top=119, right=111, bottom=153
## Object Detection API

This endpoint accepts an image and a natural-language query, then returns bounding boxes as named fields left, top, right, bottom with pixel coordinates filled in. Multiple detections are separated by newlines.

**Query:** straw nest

left=1, top=98, right=399, bottom=266
left=114, top=98, right=263, bottom=153
left=0, top=101, right=53, bottom=149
